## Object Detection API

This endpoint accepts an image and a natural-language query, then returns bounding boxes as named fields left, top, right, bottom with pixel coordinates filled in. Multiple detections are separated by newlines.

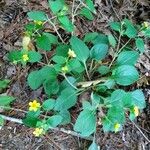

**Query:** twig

left=0, top=106, right=27, bottom=114
left=108, top=0, right=121, bottom=21
left=45, top=135, right=62, bottom=150
left=47, top=18, right=65, bottom=43
left=0, top=114, right=93, bottom=141
left=0, top=114, right=23, bottom=124
left=71, top=0, right=82, bottom=35
left=53, top=127, right=93, bottom=141
left=131, top=120, right=150, bottom=143
left=109, top=30, right=131, bottom=68
left=109, top=28, right=122, bottom=68
left=71, top=0, right=76, bottom=24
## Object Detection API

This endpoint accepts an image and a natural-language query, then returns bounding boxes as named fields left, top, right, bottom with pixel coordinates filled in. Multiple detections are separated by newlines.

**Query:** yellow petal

left=29, top=107, right=34, bottom=111
left=114, top=123, right=120, bottom=132
left=68, top=49, right=76, bottom=58
left=29, top=102, right=33, bottom=106
left=133, top=106, right=139, bottom=117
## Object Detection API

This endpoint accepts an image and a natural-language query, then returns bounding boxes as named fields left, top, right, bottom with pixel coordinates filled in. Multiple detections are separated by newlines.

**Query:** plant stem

left=0, top=114, right=23, bottom=124
left=47, top=18, right=65, bottom=43
left=78, top=0, right=96, bottom=14
left=63, top=73, right=78, bottom=90
left=109, top=38, right=131, bottom=68
left=0, top=114, right=93, bottom=141
left=0, top=106, right=27, bottom=114
left=89, top=59, right=94, bottom=73
left=84, top=62, right=91, bottom=80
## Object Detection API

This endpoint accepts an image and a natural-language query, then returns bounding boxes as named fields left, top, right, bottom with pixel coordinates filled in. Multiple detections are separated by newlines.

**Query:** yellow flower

left=22, top=36, right=31, bottom=50
left=143, top=22, right=149, bottom=28
left=29, top=100, right=41, bottom=112
left=34, top=21, right=44, bottom=26
left=68, top=49, right=76, bottom=58
left=61, top=66, right=69, bottom=73
left=114, top=123, right=120, bottom=132
left=22, top=54, right=29, bottom=62
left=33, top=128, right=43, bottom=137
left=133, top=106, right=139, bottom=117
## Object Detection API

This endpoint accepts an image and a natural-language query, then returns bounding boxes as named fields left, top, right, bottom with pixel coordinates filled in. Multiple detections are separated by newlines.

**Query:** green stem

left=84, top=62, right=91, bottom=80
left=47, top=17, right=65, bottom=43
left=63, top=73, right=78, bottom=90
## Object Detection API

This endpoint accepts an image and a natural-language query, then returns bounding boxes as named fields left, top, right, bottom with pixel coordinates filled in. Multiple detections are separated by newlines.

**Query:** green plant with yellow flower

left=1, top=0, right=149, bottom=149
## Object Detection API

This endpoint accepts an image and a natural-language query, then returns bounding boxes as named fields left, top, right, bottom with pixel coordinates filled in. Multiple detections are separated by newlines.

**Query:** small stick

left=131, top=120, right=150, bottom=143
left=0, top=114, right=93, bottom=141
left=0, top=114, right=23, bottom=124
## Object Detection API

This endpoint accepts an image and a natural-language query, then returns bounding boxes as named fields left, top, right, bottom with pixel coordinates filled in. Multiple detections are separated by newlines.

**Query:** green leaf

left=43, top=33, right=58, bottom=44
left=102, top=117, right=113, bottom=132
left=92, top=34, right=109, bottom=45
left=74, top=109, right=96, bottom=137
left=36, top=34, right=51, bottom=51
left=54, top=88, right=77, bottom=111
left=85, top=0, right=96, bottom=13
left=56, top=44, right=69, bottom=57
left=58, top=15, right=74, bottom=32
left=0, top=79, right=10, bottom=90
left=123, top=19, right=137, bottom=38
left=107, top=90, right=126, bottom=106
left=23, top=111, right=40, bottom=127
left=43, top=79, right=59, bottom=96
left=102, top=107, right=124, bottom=132
left=143, top=28, right=150, bottom=37
left=8, top=50, right=22, bottom=62
left=69, top=59, right=85, bottom=73
left=42, top=99, right=55, bottom=111
left=82, top=101, right=94, bottom=110
left=48, top=0, right=64, bottom=14
left=70, top=36, right=90, bottom=63
left=58, top=110, right=71, bottom=125
left=0, top=116, right=4, bottom=126
left=112, top=65, right=139, bottom=86
left=103, top=79, right=115, bottom=89
left=108, top=34, right=116, bottom=48
left=28, top=51, right=42, bottom=63
left=52, top=55, right=66, bottom=64
left=91, top=93, right=102, bottom=107
left=90, top=44, right=108, bottom=61
left=25, top=23, right=35, bottom=32
left=27, top=67, right=57, bottom=90
left=109, top=22, right=121, bottom=32
left=135, top=38, right=145, bottom=53
left=39, top=66, right=57, bottom=81
left=60, top=77, right=76, bottom=90
left=122, top=93, right=133, bottom=108
left=0, top=95, right=15, bottom=106
left=83, top=32, right=98, bottom=43
left=80, top=8, right=94, bottom=20
left=27, top=70, right=43, bottom=90
left=129, top=111, right=136, bottom=121
left=27, top=11, right=47, bottom=21
left=131, top=89, right=146, bottom=109
left=116, top=51, right=139, bottom=66
left=88, top=141, right=100, bottom=150
left=47, top=115, right=62, bottom=128
left=97, top=65, right=110, bottom=75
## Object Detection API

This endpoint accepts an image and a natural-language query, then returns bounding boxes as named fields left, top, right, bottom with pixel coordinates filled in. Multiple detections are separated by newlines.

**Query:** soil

left=0, top=0, right=150, bottom=150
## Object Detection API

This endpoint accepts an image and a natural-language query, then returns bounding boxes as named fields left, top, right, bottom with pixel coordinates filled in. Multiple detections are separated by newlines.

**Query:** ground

left=0, top=0, right=150, bottom=149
